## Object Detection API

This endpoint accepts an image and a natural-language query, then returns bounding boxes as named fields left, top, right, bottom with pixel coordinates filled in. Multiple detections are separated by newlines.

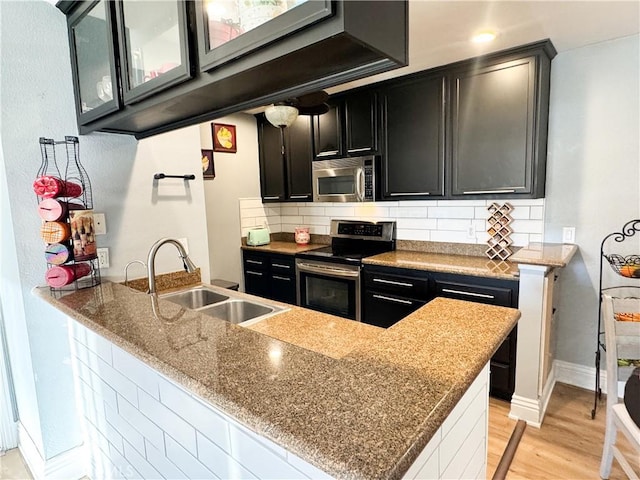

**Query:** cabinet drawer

left=431, top=274, right=518, bottom=307
left=490, top=360, right=514, bottom=400
left=243, top=252, right=268, bottom=271
left=270, top=256, right=295, bottom=273
left=364, top=268, right=430, bottom=300
left=270, top=273, right=296, bottom=304
left=363, top=290, right=425, bottom=328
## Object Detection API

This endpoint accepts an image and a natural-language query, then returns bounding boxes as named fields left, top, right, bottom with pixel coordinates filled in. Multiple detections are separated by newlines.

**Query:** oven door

left=313, top=166, right=364, bottom=202
left=296, top=260, right=361, bottom=321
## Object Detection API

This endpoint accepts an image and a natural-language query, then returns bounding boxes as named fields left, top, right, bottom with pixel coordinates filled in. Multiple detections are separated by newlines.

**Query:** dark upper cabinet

left=313, top=90, right=378, bottom=159
left=379, top=75, right=445, bottom=199
left=345, top=90, right=378, bottom=155
left=313, top=102, right=343, bottom=159
left=67, top=0, right=121, bottom=125
left=194, top=1, right=333, bottom=73
left=114, top=0, right=192, bottom=105
left=58, top=1, right=408, bottom=139
left=257, top=115, right=313, bottom=202
left=449, top=45, right=554, bottom=198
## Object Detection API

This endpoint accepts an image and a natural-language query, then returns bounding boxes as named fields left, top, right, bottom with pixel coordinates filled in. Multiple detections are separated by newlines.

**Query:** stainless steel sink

left=198, top=299, right=280, bottom=325
left=161, top=288, right=228, bottom=310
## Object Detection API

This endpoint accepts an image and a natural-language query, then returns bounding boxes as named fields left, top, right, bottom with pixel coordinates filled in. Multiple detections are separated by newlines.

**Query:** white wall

left=0, top=0, right=210, bottom=466
left=201, top=114, right=261, bottom=287
left=545, top=34, right=640, bottom=367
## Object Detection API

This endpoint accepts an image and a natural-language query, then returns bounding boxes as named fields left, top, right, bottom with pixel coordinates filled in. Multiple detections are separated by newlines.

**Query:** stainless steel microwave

left=312, top=156, right=377, bottom=202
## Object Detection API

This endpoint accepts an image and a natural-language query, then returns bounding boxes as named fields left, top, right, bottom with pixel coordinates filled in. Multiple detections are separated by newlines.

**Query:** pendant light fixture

left=264, top=104, right=299, bottom=128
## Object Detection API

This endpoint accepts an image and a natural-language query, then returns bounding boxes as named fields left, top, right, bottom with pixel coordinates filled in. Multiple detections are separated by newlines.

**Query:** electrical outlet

left=97, top=248, right=110, bottom=268
left=467, top=224, right=476, bottom=238
left=562, top=227, right=576, bottom=244
left=94, top=213, right=107, bottom=235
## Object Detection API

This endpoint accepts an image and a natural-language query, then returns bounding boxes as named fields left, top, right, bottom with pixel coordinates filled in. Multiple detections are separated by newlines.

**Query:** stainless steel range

left=296, top=219, right=396, bottom=321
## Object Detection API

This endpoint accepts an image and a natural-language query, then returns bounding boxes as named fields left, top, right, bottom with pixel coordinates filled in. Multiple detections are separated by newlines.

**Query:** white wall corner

left=18, top=422, right=87, bottom=480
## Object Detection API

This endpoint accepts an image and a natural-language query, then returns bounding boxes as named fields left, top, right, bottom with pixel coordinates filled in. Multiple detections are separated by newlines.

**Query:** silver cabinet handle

left=462, top=189, right=516, bottom=195
left=348, top=147, right=371, bottom=153
left=441, top=288, right=494, bottom=299
left=272, top=263, right=290, bottom=269
left=297, top=262, right=360, bottom=278
left=373, top=278, right=414, bottom=287
left=317, top=150, right=339, bottom=157
left=388, top=192, right=430, bottom=196
left=246, top=259, right=263, bottom=265
left=289, top=195, right=310, bottom=199
left=272, top=275, right=291, bottom=281
left=246, top=271, right=263, bottom=276
left=263, top=196, right=281, bottom=200
left=373, top=294, right=413, bottom=305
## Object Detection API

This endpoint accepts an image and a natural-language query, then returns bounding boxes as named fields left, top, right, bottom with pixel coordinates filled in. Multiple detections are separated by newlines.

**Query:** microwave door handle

left=356, top=168, right=365, bottom=201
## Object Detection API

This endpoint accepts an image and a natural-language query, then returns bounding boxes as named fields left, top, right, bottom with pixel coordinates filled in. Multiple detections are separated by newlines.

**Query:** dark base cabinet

left=362, top=265, right=519, bottom=400
left=242, top=250, right=296, bottom=305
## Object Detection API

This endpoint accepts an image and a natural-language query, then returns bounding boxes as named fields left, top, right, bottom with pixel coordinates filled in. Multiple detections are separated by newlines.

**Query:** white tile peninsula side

left=508, top=243, right=578, bottom=427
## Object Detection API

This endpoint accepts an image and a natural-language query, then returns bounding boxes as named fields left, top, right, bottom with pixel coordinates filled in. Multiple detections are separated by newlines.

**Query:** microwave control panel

left=364, top=158, right=375, bottom=200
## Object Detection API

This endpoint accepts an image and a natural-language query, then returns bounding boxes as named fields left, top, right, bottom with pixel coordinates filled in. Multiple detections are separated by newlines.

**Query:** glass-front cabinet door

left=195, top=0, right=333, bottom=72
left=115, top=0, right=192, bottom=104
left=68, top=0, right=121, bottom=125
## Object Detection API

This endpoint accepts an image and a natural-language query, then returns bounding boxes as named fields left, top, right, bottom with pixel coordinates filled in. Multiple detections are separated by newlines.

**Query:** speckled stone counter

left=364, top=250, right=519, bottom=280
left=241, top=241, right=326, bottom=255
left=35, top=282, right=518, bottom=479
left=509, top=242, right=578, bottom=268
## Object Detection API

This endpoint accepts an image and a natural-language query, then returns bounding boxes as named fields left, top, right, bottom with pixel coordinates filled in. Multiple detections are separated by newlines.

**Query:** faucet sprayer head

left=182, top=255, right=197, bottom=273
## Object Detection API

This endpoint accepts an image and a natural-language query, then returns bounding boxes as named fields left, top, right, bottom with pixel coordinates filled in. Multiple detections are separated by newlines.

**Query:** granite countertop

left=509, top=242, right=578, bottom=268
left=364, top=250, right=520, bottom=280
left=35, top=282, right=519, bottom=480
left=241, top=241, right=326, bottom=255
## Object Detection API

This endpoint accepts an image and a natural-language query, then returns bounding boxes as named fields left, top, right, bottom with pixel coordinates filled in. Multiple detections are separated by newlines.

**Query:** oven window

left=318, top=175, right=355, bottom=195
left=302, top=274, right=356, bottom=319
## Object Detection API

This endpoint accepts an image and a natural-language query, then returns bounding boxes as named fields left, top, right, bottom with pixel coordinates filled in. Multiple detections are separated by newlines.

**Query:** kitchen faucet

left=147, top=238, right=197, bottom=294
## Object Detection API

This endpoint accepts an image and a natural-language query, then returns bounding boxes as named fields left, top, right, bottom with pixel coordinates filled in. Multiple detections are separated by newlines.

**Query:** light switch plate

left=94, top=213, right=107, bottom=235
left=562, top=227, right=576, bottom=244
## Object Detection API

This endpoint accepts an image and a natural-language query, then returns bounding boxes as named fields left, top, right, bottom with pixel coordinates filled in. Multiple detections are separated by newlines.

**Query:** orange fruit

left=620, top=265, right=640, bottom=277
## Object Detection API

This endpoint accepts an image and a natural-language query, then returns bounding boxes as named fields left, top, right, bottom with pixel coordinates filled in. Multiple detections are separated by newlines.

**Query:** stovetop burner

left=296, top=220, right=396, bottom=266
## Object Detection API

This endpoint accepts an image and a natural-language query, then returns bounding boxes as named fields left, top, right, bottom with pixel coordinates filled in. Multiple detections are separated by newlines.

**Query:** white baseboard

left=18, top=422, right=87, bottom=480
left=553, top=359, right=625, bottom=398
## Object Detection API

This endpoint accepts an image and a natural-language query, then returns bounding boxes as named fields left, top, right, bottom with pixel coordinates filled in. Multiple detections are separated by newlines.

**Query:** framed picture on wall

left=212, top=123, right=237, bottom=153
left=201, top=149, right=215, bottom=179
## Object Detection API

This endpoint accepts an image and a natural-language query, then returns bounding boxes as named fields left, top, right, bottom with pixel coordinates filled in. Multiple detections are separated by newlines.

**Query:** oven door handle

left=297, top=262, right=360, bottom=278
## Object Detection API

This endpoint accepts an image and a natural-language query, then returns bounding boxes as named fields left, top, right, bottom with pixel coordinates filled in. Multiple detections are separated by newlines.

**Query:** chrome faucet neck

left=146, top=238, right=197, bottom=294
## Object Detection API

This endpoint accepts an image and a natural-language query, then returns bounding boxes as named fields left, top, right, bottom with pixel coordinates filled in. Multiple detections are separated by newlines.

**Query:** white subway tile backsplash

left=104, top=420, right=125, bottom=455
left=105, top=403, right=145, bottom=456
left=138, top=390, right=197, bottom=455
left=397, top=229, right=430, bottom=241
left=280, top=206, right=299, bottom=215
left=511, top=219, right=544, bottom=234
left=95, top=357, right=138, bottom=407
left=303, top=216, right=330, bottom=226
left=353, top=204, right=389, bottom=217
left=241, top=217, right=256, bottom=228
left=158, top=377, right=231, bottom=453
left=529, top=234, right=543, bottom=243
left=505, top=198, right=544, bottom=206
left=164, top=435, right=216, bottom=480
left=509, top=207, right=531, bottom=220
left=77, top=361, right=118, bottom=411
left=239, top=198, right=264, bottom=209
left=429, top=206, right=475, bottom=219
left=397, top=218, right=436, bottom=230
left=197, top=432, right=257, bottom=479
left=436, top=199, right=486, bottom=207
left=123, top=440, right=163, bottom=480
left=286, top=452, right=333, bottom=480
left=430, top=230, right=472, bottom=243
left=112, top=347, right=159, bottom=400
left=323, top=206, right=355, bottom=217
left=437, top=219, right=474, bottom=231
left=510, top=233, right=531, bottom=247
left=389, top=207, right=428, bottom=218
left=474, top=207, right=488, bottom=219
left=116, top=395, right=164, bottom=452
left=228, top=425, right=308, bottom=479
left=108, top=442, right=140, bottom=480
left=242, top=207, right=271, bottom=218
left=281, top=224, right=296, bottom=233
left=309, top=225, right=329, bottom=235
left=281, top=215, right=303, bottom=224
left=298, top=206, right=325, bottom=216
left=530, top=206, right=544, bottom=220
left=144, top=439, right=186, bottom=480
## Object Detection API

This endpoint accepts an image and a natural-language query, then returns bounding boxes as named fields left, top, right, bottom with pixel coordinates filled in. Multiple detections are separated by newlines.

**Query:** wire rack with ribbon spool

left=35, top=136, right=101, bottom=291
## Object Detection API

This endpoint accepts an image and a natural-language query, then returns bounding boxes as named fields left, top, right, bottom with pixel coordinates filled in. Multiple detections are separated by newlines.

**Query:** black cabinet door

left=380, top=75, right=445, bottom=199
left=114, top=0, right=192, bottom=105
left=258, top=119, right=286, bottom=202
left=363, top=290, right=425, bottom=328
left=285, top=116, right=313, bottom=201
left=67, top=0, right=121, bottom=125
left=313, top=102, right=343, bottom=159
left=345, top=91, right=378, bottom=155
left=450, top=57, right=536, bottom=196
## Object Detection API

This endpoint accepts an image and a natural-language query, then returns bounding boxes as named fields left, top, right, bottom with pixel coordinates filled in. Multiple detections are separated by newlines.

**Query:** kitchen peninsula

left=36, top=282, right=519, bottom=480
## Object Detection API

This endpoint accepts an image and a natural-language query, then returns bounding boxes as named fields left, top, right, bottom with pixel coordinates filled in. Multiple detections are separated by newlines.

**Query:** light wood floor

left=488, top=382, right=639, bottom=479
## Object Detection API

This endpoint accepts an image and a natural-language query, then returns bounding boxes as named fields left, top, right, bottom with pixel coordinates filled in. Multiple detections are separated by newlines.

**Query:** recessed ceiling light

left=472, top=31, right=497, bottom=43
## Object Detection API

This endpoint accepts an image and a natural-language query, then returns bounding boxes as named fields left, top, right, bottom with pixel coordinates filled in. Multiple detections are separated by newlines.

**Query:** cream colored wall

left=201, top=114, right=261, bottom=289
